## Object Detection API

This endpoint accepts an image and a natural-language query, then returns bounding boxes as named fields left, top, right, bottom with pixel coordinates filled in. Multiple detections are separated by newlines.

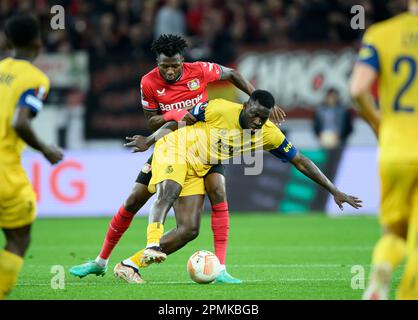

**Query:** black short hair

left=250, top=90, right=275, bottom=109
left=5, top=13, right=40, bottom=48
left=151, top=34, right=188, bottom=57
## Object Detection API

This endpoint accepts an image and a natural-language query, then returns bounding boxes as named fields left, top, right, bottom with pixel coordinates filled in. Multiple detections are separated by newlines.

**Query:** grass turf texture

left=1, top=214, right=404, bottom=300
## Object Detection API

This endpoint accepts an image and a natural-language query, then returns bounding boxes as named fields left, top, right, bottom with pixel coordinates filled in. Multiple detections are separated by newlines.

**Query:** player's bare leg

left=3, top=224, right=32, bottom=257
left=363, top=223, right=407, bottom=300
left=205, top=172, right=242, bottom=284
left=141, top=180, right=182, bottom=265
left=70, top=182, right=152, bottom=278
left=159, top=195, right=205, bottom=254
left=116, top=194, right=204, bottom=284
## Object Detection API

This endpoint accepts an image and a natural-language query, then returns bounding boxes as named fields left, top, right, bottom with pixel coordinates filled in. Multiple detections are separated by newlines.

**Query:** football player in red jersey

left=70, top=34, right=286, bottom=283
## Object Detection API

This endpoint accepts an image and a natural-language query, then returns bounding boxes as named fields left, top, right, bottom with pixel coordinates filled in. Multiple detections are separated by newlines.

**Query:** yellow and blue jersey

left=155, top=98, right=297, bottom=177
left=0, top=57, right=50, bottom=165
left=358, top=12, right=418, bottom=162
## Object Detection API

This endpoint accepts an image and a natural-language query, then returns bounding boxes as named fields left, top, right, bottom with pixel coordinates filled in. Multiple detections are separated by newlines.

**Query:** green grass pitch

left=1, top=214, right=404, bottom=300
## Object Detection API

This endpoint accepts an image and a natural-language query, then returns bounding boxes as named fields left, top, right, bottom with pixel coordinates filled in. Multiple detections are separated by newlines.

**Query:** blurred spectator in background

left=187, top=7, right=236, bottom=65
left=313, top=88, right=353, bottom=149
left=154, top=0, right=186, bottom=39
left=0, top=0, right=409, bottom=60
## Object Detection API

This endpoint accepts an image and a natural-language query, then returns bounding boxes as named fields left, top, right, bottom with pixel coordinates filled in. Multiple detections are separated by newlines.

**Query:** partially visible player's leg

left=363, top=225, right=407, bottom=300
left=141, top=180, right=182, bottom=264
left=205, top=168, right=242, bottom=284
left=70, top=158, right=153, bottom=278
left=160, top=194, right=204, bottom=253
left=122, top=194, right=204, bottom=272
left=114, top=180, right=183, bottom=283
left=363, top=163, right=409, bottom=300
left=396, top=185, right=418, bottom=300
left=0, top=166, right=36, bottom=299
left=0, top=225, right=31, bottom=299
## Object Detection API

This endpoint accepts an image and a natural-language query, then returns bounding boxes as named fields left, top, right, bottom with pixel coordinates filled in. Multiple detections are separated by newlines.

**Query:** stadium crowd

left=0, top=0, right=408, bottom=64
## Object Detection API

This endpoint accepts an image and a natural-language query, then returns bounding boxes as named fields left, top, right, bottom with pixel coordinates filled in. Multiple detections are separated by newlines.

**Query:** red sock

left=211, top=202, right=229, bottom=265
left=99, top=206, right=135, bottom=259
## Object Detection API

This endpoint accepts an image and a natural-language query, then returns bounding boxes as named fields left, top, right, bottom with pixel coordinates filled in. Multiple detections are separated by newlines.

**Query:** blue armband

left=189, top=102, right=208, bottom=122
left=270, top=138, right=297, bottom=163
left=358, top=44, right=380, bottom=72
left=18, top=88, right=44, bottom=114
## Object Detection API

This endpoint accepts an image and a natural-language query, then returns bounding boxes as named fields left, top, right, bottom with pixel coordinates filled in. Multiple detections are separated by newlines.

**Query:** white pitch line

left=23, top=277, right=408, bottom=287
left=21, top=263, right=371, bottom=269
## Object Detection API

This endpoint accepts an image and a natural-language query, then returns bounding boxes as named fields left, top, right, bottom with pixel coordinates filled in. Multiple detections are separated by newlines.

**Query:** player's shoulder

left=364, top=13, right=408, bottom=41
left=209, top=98, right=241, bottom=110
left=182, top=61, right=204, bottom=74
left=263, top=120, right=286, bottom=144
left=141, top=67, right=159, bottom=85
left=28, top=63, right=49, bottom=85
left=263, top=119, right=283, bottom=132
left=0, top=57, right=10, bottom=68
left=15, top=59, right=50, bottom=90
left=185, top=61, right=218, bottom=72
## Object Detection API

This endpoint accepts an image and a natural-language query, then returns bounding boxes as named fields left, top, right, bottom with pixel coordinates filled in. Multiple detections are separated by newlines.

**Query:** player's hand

left=181, top=112, right=197, bottom=126
left=332, top=190, right=363, bottom=211
left=163, top=109, right=197, bottom=125
left=269, top=105, right=286, bottom=125
left=42, top=145, right=64, bottom=165
left=124, top=135, right=150, bottom=152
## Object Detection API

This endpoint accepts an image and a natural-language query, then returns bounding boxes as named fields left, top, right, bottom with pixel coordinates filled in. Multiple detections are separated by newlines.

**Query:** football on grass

left=187, top=250, right=221, bottom=284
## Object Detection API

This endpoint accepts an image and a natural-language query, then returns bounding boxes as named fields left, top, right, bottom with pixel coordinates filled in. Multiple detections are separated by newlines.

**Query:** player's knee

left=156, top=189, right=179, bottom=207
left=6, top=234, right=31, bottom=257
left=124, top=185, right=150, bottom=213
left=180, top=225, right=200, bottom=242
left=207, top=186, right=227, bottom=205
left=124, top=192, right=141, bottom=213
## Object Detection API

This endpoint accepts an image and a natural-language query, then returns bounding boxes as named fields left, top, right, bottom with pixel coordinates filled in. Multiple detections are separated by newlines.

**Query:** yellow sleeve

left=358, top=24, right=382, bottom=72
left=263, top=121, right=298, bottom=162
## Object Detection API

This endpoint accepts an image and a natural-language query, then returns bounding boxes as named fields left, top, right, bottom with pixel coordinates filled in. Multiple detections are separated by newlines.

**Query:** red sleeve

left=140, top=77, right=158, bottom=111
left=197, top=61, right=222, bottom=84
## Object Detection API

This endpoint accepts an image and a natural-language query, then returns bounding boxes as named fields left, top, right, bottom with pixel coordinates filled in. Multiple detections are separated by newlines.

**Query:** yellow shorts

left=148, top=132, right=208, bottom=197
left=379, top=162, right=418, bottom=238
left=148, top=161, right=205, bottom=197
left=0, top=165, right=37, bottom=229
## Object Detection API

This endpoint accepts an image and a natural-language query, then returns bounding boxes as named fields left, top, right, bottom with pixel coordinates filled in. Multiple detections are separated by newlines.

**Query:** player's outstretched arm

left=219, top=65, right=286, bottom=124
left=13, top=107, right=63, bottom=164
left=290, top=151, right=362, bottom=210
left=124, top=120, right=180, bottom=152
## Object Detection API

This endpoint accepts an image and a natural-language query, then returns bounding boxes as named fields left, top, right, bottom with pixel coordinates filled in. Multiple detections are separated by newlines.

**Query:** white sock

left=122, top=258, right=138, bottom=270
left=219, top=264, right=226, bottom=271
left=146, top=243, right=159, bottom=249
left=95, top=256, right=108, bottom=268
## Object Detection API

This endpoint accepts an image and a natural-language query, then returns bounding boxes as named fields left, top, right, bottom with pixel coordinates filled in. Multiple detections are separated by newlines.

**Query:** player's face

left=157, top=53, right=184, bottom=83
left=243, top=101, right=271, bottom=131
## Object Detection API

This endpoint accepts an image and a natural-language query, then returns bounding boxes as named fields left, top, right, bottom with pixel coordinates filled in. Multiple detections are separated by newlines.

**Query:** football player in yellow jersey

left=0, top=14, right=63, bottom=299
left=350, top=0, right=418, bottom=300
left=117, top=90, right=362, bottom=282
